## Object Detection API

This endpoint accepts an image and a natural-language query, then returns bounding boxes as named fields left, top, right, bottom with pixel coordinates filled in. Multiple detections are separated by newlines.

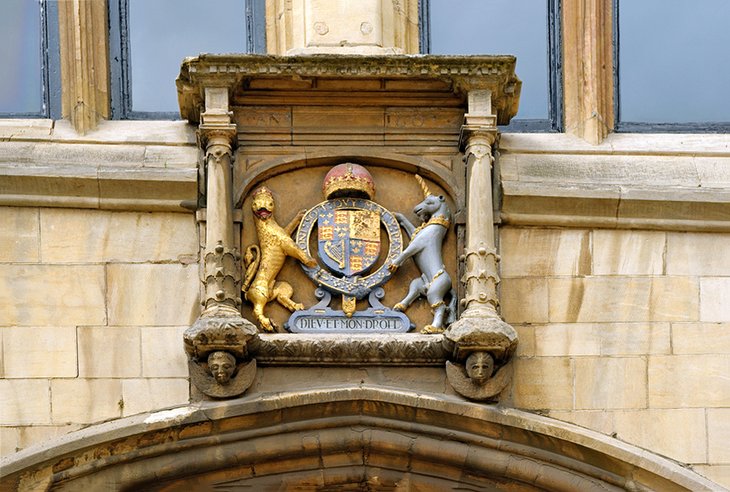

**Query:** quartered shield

left=318, top=206, right=380, bottom=276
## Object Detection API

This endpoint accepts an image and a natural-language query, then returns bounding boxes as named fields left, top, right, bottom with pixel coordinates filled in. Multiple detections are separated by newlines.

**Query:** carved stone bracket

left=184, top=315, right=257, bottom=399
left=186, top=88, right=258, bottom=400
left=445, top=92, right=519, bottom=401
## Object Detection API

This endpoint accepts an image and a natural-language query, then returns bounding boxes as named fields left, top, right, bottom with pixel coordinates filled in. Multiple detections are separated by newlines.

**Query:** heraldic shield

left=318, top=207, right=380, bottom=276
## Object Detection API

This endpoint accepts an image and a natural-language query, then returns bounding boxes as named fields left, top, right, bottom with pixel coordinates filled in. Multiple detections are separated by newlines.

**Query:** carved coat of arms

left=318, top=207, right=380, bottom=276
left=244, top=162, right=456, bottom=335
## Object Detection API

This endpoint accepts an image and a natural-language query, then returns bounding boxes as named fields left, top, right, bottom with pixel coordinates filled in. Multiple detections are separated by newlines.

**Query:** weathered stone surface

left=512, top=325, right=536, bottom=357
left=592, top=230, right=665, bottom=275
left=671, top=323, right=730, bottom=354
left=500, top=227, right=591, bottom=277
left=121, top=379, right=190, bottom=417
left=574, top=357, right=646, bottom=409
left=0, top=380, right=50, bottom=425
left=41, top=209, right=197, bottom=263
left=498, top=133, right=730, bottom=232
left=78, top=326, right=141, bottom=378
left=51, top=379, right=122, bottom=424
left=444, top=316, right=518, bottom=361
left=547, top=410, right=614, bottom=435
left=511, top=358, right=572, bottom=410
left=0, top=387, right=720, bottom=491
left=249, top=367, right=447, bottom=395
left=549, top=277, right=699, bottom=322
left=0, top=207, right=39, bottom=262
left=107, top=264, right=200, bottom=326
left=500, top=278, right=549, bottom=324
left=694, top=465, right=730, bottom=490
left=532, top=323, right=670, bottom=356
left=50, top=120, right=196, bottom=144
left=667, top=232, right=730, bottom=275
left=0, top=265, right=106, bottom=326
left=0, top=118, right=53, bottom=139
left=0, top=426, right=19, bottom=455
left=141, top=326, right=189, bottom=377
left=648, top=355, right=730, bottom=408
left=614, top=409, right=707, bottom=464
left=2, top=424, right=83, bottom=455
left=708, top=409, right=730, bottom=463
left=700, top=277, right=730, bottom=322
left=2, top=326, right=77, bottom=378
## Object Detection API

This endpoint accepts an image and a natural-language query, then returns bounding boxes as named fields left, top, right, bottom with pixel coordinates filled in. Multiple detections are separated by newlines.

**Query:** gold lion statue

left=242, top=187, right=317, bottom=332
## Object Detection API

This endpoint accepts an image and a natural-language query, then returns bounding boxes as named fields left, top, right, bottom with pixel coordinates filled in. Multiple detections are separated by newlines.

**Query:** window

left=109, top=0, right=266, bottom=119
left=425, top=0, right=562, bottom=132
left=0, top=0, right=61, bottom=118
left=615, top=0, right=730, bottom=131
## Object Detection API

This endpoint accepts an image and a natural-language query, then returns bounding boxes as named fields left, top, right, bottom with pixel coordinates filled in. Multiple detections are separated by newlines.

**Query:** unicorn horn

left=415, top=174, right=432, bottom=198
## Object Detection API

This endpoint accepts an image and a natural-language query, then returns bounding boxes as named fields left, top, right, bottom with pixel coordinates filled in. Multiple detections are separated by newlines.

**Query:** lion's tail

left=241, top=245, right=260, bottom=294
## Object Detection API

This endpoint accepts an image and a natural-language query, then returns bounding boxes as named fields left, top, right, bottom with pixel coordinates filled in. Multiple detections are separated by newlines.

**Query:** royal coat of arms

left=286, top=163, right=413, bottom=333
left=244, top=162, right=456, bottom=335
left=318, top=207, right=380, bottom=276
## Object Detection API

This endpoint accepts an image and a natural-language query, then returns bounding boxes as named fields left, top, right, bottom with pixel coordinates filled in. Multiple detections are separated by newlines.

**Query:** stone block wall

left=501, top=226, right=730, bottom=486
left=0, top=206, right=198, bottom=454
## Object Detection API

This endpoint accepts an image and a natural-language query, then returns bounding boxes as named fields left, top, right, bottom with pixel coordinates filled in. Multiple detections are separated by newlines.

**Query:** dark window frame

left=108, top=0, right=266, bottom=120
left=422, top=0, right=563, bottom=133
left=0, top=0, right=61, bottom=119
left=613, top=0, right=730, bottom=133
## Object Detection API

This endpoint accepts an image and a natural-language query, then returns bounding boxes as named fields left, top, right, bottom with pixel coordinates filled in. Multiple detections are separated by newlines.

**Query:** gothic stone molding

left=0, top=388, right=720, bottom=491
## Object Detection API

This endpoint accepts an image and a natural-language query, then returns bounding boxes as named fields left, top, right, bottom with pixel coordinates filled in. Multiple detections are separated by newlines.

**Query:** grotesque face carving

left=208, top=351, right=236, bottom=384
left=465, top=351, right=495, bottom=385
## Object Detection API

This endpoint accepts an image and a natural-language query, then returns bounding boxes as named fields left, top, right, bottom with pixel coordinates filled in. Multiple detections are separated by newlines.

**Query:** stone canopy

left=176, top=54, right=522, bottom=126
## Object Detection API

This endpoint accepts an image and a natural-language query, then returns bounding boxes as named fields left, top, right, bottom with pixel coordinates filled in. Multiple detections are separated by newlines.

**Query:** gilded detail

left=243, top=187, right=317, bottom=332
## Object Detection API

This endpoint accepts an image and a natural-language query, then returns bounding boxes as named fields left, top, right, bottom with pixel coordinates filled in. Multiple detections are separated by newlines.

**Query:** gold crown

left=322, top=163, right=375, bottom=200
left=252, top=186, right=274, bottom=198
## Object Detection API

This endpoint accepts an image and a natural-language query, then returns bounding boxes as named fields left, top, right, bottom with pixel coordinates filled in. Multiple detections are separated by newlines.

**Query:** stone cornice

left=0, top=120, right=198, bottom=212
left=177, top=54, right=521, bottom=125
left=499, top=133, right=730, bottom=232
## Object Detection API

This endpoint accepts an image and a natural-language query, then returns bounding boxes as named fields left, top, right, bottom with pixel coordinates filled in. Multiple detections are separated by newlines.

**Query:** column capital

left=198, top=124, right=238, bottom=157
left=459, top=124, right=498, bottom=151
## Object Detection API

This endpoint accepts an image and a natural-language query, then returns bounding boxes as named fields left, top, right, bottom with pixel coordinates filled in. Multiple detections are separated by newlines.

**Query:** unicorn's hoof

left=393, top=303, right=406, bottom=311
left=420, top=325, right=444, bottom=334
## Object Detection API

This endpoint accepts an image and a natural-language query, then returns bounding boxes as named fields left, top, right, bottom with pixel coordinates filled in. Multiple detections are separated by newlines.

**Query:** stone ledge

left=499, top=133, right=730, bottom=232
left=0, top=120, right=199, bottom=212
left=0, top=119, right=196, bottom=145
left=250, top=333, right=448, bottom=365
left=0, top=164, right=197, bottom=212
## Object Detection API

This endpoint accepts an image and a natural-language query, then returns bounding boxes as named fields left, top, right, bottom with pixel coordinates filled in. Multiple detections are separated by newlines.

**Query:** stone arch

left=234, top=149, right=463, bottom=209
left=0, top=387, right=717, bottom=491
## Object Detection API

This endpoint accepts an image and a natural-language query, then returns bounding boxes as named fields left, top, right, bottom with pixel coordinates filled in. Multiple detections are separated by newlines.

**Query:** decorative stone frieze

left=249, top=333, right=448, bottom=365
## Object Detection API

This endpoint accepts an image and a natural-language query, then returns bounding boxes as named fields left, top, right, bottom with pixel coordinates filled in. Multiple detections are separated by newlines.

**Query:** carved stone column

left=184, top=88, right=258, bottom=399
left=444, top=90, right=518, bottom=401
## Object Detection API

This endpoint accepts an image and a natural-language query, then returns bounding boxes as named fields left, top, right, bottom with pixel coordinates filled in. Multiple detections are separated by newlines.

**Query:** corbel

left=445, top=90, right=518, bottom=401
left=184, top=87, right=258, bottom=399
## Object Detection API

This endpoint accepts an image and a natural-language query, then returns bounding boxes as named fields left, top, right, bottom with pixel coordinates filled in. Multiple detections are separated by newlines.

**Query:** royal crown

left=322, top=163, right=375, bottom=200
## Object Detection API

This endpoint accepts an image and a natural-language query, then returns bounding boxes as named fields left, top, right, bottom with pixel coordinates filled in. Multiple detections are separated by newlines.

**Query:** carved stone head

left=207, top=351, right=236, bottom=384
left=465, top=351, right=495, bottom=385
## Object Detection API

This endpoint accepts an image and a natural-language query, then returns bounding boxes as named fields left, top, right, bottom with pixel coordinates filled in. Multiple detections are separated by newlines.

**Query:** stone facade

left=1, top=1, right=730, bottom=490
